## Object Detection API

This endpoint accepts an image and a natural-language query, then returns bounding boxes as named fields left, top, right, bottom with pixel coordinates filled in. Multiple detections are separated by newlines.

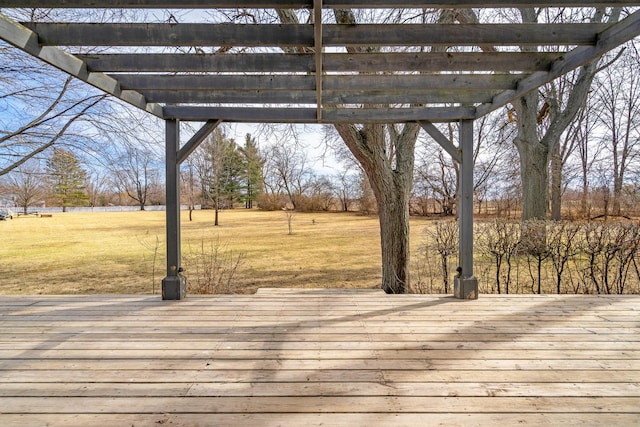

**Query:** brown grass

left=0, top=210, right=433, bottom=295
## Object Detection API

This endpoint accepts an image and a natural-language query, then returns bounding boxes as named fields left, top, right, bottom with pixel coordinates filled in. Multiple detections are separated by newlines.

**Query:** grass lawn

left=0, top=209, right=433, bottom=295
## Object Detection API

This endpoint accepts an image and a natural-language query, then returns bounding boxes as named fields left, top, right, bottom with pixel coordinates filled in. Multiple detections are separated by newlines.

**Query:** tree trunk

left=550, top=140, right=562, bottom=220
left=335, top=123, right=418, bottom=294
left=612, top=174, right=623, bottom=216
left=581, top=164, right=589, bottom=219
left=376, top=174, right=411, bottom=294
left=214, top=195, right=219, bottom=226
left=515, top=135, right=549, bottom=221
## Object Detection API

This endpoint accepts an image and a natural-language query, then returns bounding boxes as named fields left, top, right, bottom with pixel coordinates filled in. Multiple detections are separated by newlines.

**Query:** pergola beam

left=24, top=22, right=314, bottom=47
left=163, top=106, right=476, bottom=122
left=418, top=121, right=462, bottom=164
left=0, top=13, right=162, bottom=117
left=325, top=107, right=477, bottom=122
left=141, top=89, right=496, bottom=105
left=3, top=0, right=637, bottom=8
left=112, top=73, right=519, bottom=91
left=143, top=90, right=318, bottom=104
left=176, top=119, right=222, bottom=165
left=78, top=52, right=564, bottom=73
left=24, top=22, right=607, bottom=47
left=326, top=23, right=606, bottom=47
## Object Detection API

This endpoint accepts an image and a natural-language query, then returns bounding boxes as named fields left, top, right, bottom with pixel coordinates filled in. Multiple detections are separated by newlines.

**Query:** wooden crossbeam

left=325, top=23, right=607, bottom=47
left=78, top=52, right=563, bottom=73
left=140, top=88, right=496, bottom=104
left=419, top=120, right=461, bottom=163
left=24, top=23, right=314, bottom=47
left=112, top=74, right=518, bottom=91
left=113, top=74, right=316, bottom=91
left=176, top=119, right=222, bottom=165
left=24, top=22, right=607, bottom=47
left=163, top=106, right=475, bottom=122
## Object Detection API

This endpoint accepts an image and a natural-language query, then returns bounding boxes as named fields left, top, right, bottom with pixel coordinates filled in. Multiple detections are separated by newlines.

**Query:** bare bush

left=520, top=220, right=551, bottom=294
left=477, top=219, right=521, bottom=294
left=607, top=222, right=640, bottom=294
left=182, top=239, right=244, bottom=294
left=547, top=221, right=582, bottom=294
left=422, top=220, right=458, bottom=293
left=418, top=218, right=640, bottom=295
left=138, top=232, right=162, bottom=295
left=581, top=222, right=613, bottom=294
left=411, top=255, right=438, bottom=294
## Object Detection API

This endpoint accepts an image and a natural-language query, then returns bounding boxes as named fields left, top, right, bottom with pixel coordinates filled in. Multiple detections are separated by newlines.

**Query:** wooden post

left=454, top=119, right=478, bottom=299
left=162, top=119, right=186, bottom=300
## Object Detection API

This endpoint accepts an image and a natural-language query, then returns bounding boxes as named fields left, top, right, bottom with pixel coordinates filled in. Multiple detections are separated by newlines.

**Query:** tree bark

left=375, top=166, right=412, bottom=294
left=516, top=139, right=549, bottom=221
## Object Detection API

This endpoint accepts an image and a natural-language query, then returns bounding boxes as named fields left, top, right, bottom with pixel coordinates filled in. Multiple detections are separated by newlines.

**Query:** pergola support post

left=454, top=119, right=478, bottom=299
left=162, top=118, right=186, bottom=300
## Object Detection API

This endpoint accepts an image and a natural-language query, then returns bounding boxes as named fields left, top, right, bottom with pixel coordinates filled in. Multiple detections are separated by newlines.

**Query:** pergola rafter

left=1, top=1, right=638, bottom=299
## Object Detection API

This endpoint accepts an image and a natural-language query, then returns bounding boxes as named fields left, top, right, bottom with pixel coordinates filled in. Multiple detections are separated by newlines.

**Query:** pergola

left=1, top=1, right=639, bottom=300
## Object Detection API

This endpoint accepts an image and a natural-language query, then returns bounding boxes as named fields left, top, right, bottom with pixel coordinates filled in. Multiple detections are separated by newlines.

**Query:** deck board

left=0, top=291, right=639, bottom=426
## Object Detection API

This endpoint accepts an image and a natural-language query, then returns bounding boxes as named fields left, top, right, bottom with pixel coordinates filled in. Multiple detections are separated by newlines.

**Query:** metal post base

left=162, top=275, right=187, bottom=300
left=454, top=276, right=478, bottom=300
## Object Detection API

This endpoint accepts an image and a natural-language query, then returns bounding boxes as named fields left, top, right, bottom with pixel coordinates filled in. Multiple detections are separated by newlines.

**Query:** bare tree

left=306, top=175, right=335, bottom=211
left=111, top=145, right=160, bottom=211
left=0, top=70, right=106, bottom=176
left=335, top=168, right=359, bottom=212
left=593, top=45, right=640, bottom=217
left=4, top=162, right=45, bottom=214
left=335, top=122, right=419, bottom=293
left=512, top=7, right=622, bottom=221
left=263, top=141, right=312, bottom=211
left=572, top=99, right=604, bottom=219
left=181, top=157, right=201, bottom=222
left=415, top=146, right=458, bottom=216
left=85, top=170, right=110, bottom=209
left=0, top=8, right=139, bottom=177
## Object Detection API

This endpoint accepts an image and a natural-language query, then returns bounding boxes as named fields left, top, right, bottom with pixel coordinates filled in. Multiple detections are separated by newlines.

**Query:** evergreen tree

left=240, top=133, right=264, bottom=209
left=201, top=129, right=244, bottom=225
left=46, top=148, right=88, bottom=212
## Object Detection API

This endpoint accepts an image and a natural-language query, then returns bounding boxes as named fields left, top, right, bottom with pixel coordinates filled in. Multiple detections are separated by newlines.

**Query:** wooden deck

left=0, top=290, right=639, bottom=426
